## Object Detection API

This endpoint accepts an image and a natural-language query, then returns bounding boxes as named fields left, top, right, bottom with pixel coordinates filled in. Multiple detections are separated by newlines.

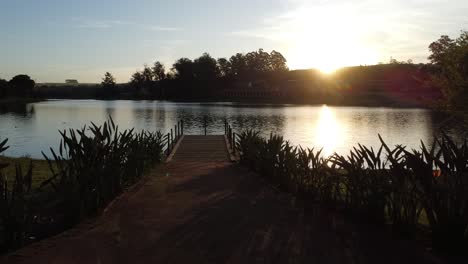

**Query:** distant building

left=65, top=79, right=79, bottom=85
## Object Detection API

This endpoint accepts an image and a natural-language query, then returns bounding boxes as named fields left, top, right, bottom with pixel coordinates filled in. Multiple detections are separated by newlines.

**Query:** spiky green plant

left=41, top=117, right=165, bottom=227
left=378, top=135, right=422, bottom=237
left=404, top=135, right=468, bottom=252
left=0, top=138, right=34, bottom=251
left=236, top=129, right=467, bottom=253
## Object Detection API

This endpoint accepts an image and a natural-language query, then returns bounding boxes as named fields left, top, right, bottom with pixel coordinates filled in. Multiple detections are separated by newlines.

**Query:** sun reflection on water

left=315, top=105, right=342, bottom=157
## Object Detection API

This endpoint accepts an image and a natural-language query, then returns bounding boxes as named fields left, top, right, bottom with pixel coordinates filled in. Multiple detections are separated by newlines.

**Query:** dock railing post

left=232, top=132, right=236, bottom=153
left=167, top=133, right=170, bottom=155
left=204, top=116, right=207, bottom=136
left=170, top=129, right=173, bottom=149
left=181, top=120, right=184, bottom=135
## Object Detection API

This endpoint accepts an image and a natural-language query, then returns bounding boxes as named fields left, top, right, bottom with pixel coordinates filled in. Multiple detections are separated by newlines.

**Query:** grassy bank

left=0, top=156, right=52, bottom=189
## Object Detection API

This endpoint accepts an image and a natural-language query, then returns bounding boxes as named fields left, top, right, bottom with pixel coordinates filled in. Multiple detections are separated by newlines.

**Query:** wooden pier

left=168, top=135, right=230, bottom=162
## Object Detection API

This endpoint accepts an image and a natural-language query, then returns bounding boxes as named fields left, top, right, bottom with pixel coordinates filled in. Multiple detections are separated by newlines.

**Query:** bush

left=236, top=130, right=468, bottom=254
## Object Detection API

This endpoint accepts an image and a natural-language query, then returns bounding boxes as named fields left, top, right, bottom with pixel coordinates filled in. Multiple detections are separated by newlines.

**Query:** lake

left=0, top=99, right=461, bottom=158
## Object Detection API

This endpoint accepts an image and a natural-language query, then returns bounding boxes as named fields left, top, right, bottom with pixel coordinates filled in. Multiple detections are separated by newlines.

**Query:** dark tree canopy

left=152, top=61, right=166, bottom=81
left=270, top=50, right=289, bottom=72
left=101, top=72, right=116, bottom=88
left=130, top=71, right=145, bottom=93
left=123, top=49, right=289, bottom=99
left=99, top=72, right=117, bottom=98
left=193, top=53, right=219, bottom=80
left=9, top=74, right=35, bottom=96
left=0, top=79, right=8, bottom=98
left=428, top=31, right=468, bottom=110
left=173, top=58, right=194, bottom=80
left=229, top=53, right=248, bottom=77
left=217, top=58, right=231, bottom=77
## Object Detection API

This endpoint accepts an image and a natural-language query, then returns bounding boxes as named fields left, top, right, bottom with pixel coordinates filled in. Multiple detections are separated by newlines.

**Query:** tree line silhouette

left=70, top=49, right=290, bottom=100
left=2, top=31, right=467, bottom=109
left=0, top=75, right=35, bottom=98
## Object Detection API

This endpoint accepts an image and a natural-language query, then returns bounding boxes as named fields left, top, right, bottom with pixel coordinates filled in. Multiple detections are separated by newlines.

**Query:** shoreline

left=35, top=97, right=431, bottom=109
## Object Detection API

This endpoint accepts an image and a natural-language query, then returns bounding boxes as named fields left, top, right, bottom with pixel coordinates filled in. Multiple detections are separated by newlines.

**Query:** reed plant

left=403, top=136, right=468, bottom=252
left=0, top=138, right=33, bottom=251
left=0, top=118, right=166, bottom=252
left=41, top=118, right=165, bottom=227
left=237, top=129, right=468, bottom=254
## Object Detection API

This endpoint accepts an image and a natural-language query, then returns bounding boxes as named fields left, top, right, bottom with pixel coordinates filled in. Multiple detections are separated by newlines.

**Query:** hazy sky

left=1, top=0, right=467, bottom=83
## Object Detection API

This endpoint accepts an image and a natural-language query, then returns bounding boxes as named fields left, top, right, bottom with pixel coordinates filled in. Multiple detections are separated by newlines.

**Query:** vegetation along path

left=2, top=135, right=441, bottom=264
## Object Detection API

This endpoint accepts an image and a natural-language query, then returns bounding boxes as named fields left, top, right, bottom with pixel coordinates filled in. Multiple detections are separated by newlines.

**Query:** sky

left=0, top=0, right=467, bottom=83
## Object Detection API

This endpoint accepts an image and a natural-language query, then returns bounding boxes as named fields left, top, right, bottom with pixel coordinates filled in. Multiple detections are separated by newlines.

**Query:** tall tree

left=270, top=50, right=288, bottom=72
left=217, top=58, right=231, bottom=77
left=130, top=71, right=145, bottom=93
left=428, top=31, right=468, bottom=110
left=193, top=53, right=220, bottom=80
left=173, top=58, right=194, bottom=80
left=229, top=53, right=248, bottom=77
left=101, top=72, right=116, bottom=97
left=9, top=74, right=35, bottom=97
left=101, top=72, right=116, bottom=88
left=152, top=61, right=166, bottom=81
left=0, top=79, right=8, bottom=98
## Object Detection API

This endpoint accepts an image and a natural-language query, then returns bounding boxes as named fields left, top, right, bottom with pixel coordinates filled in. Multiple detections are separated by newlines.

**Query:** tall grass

left=41, top=118, right=165, bottom=227
left=0, top=118, right=166, bottom=252
left=0, top=139, right=33, bottom=251
left=237, top=130, right=468, bottom=254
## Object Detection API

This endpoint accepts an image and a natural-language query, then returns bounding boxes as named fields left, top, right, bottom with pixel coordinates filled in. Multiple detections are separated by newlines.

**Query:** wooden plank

left=171, top=135, right=230, bottom=162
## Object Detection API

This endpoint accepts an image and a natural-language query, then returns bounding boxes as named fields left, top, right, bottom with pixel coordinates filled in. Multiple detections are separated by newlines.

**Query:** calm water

left=0, top=99, right=460, bottom=158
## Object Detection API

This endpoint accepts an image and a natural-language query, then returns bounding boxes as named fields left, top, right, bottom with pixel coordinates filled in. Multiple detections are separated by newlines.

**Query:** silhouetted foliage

left=193, top=53, right=220, bottom=81
left=152, top=61, right=166, bottom=81
left=130, top=71, right=145, bottom=95
left=217, top=58, right=231, bottom=77
left=237, top=130, right=468, bottom=255
left=23, top=47, right=438, bottom=106
left=229, top=53, right=248, bottom=77
left=172, top=58, right=195, bottom=80
left=428, top=30, right=468, bottom=110
left=99, top=72, right=116, bottom=98
left=8, top=75, right=35, bottom=97
left=0, top=79, right=8, bottom=98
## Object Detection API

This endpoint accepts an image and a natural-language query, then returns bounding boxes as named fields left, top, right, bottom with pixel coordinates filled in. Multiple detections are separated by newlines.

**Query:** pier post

left=167, top=133, right=170, bottom=155
left=171, top=129, right=173, bottom=149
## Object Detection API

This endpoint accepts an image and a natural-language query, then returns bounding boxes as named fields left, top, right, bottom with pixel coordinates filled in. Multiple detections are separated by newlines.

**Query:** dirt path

left=1, top=136, right=441, bottom=264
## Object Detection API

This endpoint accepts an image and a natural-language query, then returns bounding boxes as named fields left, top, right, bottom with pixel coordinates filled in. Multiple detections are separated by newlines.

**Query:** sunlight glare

left=286, top=7, right=379, bottom=72
left=315, top=105, right=342, bottom=157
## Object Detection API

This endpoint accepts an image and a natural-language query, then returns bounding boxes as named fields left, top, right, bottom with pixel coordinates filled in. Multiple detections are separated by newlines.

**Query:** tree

left=217, top=58, right=231, bottom=77
left=142, top=65, right=154, bottom=83
left=0, top=79, right=8, bottom=98
left=100, top=72, right=116, bottom=97
left=229, top=53, right=248, bottom=77
left=270, top=50, right=289, bottom=72
left=193, top=53, right=220, bottom=80
left=130, top=71, right=145, bottom=94
left=428, top=31, right=468, bottom=110
left=152, top=61, right=166, bottom=81
left=101, top=72, right=116, bottom=88
left=9, top=74, right=35, bottom=97
left=172, top=58, right=194, bottom=80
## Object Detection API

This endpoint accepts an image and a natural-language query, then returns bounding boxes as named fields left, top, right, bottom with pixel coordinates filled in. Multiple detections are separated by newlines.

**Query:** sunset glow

left=285, top=5, right=379, bottom=73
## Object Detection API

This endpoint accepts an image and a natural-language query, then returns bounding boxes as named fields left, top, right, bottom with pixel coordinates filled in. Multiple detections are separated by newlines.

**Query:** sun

left=285, top=8, right=379, bottom=73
